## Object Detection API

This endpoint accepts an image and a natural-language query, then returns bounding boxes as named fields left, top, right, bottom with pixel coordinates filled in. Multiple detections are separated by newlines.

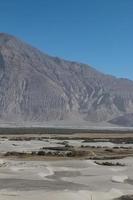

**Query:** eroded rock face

left=0, top=33, right=133, bottom=126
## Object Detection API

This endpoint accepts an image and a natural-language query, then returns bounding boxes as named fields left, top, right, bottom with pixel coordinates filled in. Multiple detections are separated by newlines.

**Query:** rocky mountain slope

left=0, top=33, right=133, bottom=126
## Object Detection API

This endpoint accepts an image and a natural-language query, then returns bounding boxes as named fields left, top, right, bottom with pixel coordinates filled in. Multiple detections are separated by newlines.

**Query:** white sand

left=0, top=158, right=132, bottom=200
left=0, top=189, right=124, bottom=200
left=109, top=167, right=127, bottom=172
left=112, top=175, right=128, bottom=183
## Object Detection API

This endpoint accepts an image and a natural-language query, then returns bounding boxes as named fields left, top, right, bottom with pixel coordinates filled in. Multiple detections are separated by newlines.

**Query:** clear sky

left=0, top=0, right=133, bottom=79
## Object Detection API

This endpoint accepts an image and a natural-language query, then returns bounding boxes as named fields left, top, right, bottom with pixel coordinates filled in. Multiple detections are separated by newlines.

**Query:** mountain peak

left=0, top=33, right=17, bottom=46
left=0, top=33, right=133, bottom=127
left=0, top=32, right=16, bottom=38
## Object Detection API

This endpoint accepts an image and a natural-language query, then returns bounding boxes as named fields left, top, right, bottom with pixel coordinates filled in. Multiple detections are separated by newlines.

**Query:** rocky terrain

left=0, top=33, right=133, bottom=126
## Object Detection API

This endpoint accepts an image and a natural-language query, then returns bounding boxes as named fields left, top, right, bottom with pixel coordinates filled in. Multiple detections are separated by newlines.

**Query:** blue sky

left=0, top=0, right=133, bottom=79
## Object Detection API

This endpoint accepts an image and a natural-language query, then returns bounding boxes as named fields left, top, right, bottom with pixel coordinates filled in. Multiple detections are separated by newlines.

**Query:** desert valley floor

left=0, top=131, right=133, bottom=200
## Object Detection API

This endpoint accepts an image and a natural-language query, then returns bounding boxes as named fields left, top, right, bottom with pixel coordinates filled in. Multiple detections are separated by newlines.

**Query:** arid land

left=0, top=129, right=133, bottom=200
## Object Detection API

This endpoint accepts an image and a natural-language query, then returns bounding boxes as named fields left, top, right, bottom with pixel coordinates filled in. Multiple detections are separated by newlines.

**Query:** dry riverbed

left=0, top=133, right=133, bottom=200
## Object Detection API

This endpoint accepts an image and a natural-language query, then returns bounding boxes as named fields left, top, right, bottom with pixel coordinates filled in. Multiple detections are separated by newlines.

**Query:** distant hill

left=0, top=33, right=133, bottom=127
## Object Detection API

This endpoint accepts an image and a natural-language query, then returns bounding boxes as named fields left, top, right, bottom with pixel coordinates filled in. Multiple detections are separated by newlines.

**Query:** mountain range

left=0, top=33, right=133, bottom=127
